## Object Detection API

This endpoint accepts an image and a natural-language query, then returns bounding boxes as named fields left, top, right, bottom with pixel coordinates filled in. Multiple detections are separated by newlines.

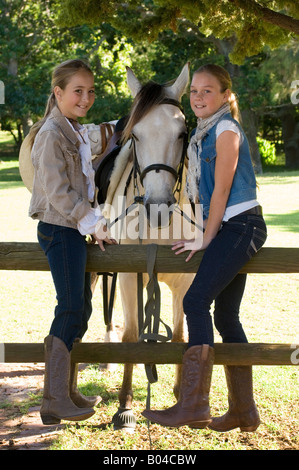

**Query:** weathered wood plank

left=0, top=243, right=298, bottom=273
left=1, top=342, right=297, bottom=366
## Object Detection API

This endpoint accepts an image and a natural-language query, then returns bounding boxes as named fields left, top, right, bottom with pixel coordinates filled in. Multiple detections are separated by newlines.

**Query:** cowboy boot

left=142, top=344, right=214, bottom=428
left=209, top=365, right=260, bottom=432
left=40, top=335, right=95, bottom=425
left=70, top=338, right=102, bottom=408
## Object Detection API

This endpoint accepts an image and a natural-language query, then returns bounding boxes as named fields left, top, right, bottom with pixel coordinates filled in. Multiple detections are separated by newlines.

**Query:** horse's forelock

left=122, top=81, right=166, bottom=143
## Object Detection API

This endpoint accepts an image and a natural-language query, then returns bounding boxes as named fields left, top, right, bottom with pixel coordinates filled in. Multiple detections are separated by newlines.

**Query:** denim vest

left=198, top=113, right=257, bottom=219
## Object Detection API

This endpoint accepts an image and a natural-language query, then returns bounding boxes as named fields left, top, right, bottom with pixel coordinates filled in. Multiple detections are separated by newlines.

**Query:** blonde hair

left=193, top=64, right=240, bottom=122
left=27, top=59, right=93, bottom=147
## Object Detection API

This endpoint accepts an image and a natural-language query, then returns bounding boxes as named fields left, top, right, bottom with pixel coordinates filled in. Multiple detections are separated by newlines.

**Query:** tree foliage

left=57, top=0, right=299, bottom=64
left=1, top=0, right=298, bottom=168
left=0, top=0, right=134, bottom=144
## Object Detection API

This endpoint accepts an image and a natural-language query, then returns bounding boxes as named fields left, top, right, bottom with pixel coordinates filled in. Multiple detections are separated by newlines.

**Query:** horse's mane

left=122, top=81, right=167, bottom=143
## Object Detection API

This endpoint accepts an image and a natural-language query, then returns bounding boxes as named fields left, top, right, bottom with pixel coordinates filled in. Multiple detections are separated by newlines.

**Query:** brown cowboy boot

left=70, top=338, right=102, bottom=408
left=40, top=335, right=95, bottom=425
left=209, top=365, right=260, bottom=432
left=142, top=345, right=214, bottom=428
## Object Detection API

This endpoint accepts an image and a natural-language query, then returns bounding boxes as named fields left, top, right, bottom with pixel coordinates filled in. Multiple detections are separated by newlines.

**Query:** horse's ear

left=167, top=62, right=190, bottom=101
left=126, top=67, right=142, bottom=98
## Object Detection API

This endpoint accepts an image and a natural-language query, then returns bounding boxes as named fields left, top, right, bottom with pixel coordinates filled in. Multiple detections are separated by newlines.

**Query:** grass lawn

left=0, top=131, right=298, bottom=450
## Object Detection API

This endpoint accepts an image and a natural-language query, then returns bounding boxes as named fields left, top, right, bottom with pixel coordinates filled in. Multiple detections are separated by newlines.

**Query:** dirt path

left=0, top=363, right=64, bottom=450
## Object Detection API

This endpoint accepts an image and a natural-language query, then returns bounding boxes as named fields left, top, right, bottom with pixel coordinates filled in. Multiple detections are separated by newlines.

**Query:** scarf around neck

left=186, top=103, right=231, bottom=203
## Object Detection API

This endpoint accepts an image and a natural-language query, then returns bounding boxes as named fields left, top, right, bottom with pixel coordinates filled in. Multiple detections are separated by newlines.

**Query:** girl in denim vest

left=143, top=64, right=267, bottom=432
left=28, top=60, right=116, bottom=425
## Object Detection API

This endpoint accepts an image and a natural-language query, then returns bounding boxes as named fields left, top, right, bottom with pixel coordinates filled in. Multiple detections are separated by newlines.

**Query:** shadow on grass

left=265, top=211, right=299, bottom=233
left=0, top=163, right=24, bottom=189
left=0, top=164, right=21, bottom=180
left=79, top=380, right=148, bottom=404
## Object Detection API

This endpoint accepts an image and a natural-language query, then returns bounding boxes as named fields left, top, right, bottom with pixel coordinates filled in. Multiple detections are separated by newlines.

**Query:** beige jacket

left=29, top=106, right=92, bottom=229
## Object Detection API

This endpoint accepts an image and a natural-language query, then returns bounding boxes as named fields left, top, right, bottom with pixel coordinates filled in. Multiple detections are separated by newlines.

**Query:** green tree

left=258, top=40, right=299, bottom=169
left=57, top=0, right=299, bottom=64
left=55, top=0, right=299, bottom=170
left=0, top=0, right=81, bottom=147
left=0, top=0, right=133, bottom=146
left=0, top=0, right=217, bottom=145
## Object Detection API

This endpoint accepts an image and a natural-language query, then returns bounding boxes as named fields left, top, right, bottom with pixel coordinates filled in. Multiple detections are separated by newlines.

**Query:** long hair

left=193, top=64, right=240, bottom=122
left=122, top=81, right=167, bottom=143
left=27, top=59, right=93, bottom=147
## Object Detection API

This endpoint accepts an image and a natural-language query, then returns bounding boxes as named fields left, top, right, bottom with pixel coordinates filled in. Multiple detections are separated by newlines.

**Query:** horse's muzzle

left=144, top=196, right=175, bottom=229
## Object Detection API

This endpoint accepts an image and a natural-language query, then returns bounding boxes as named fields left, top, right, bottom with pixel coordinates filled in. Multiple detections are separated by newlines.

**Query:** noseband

left=131, top=98, right=188, bottom=192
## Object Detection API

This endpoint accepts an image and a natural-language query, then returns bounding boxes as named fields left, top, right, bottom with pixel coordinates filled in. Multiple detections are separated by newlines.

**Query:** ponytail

left=228, top=91, right=241, bottom=123
left=27, top=92, right=56, bottom=149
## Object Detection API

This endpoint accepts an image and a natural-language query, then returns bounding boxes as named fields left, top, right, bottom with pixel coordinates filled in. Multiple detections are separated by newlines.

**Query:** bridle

left=108, top=97, right=197, bottom=230
left=130, top=97, right=189, bottom=200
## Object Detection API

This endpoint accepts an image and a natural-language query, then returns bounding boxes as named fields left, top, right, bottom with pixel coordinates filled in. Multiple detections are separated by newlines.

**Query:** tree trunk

left=279, top=105, right=299, bottom=169
left=240, top=109, right=263, bottom=174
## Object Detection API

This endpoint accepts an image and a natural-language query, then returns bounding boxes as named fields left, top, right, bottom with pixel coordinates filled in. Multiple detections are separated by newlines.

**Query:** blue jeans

left=37, top=221, right=92, bottom=351
left=183, top=214, right=267, bottom=347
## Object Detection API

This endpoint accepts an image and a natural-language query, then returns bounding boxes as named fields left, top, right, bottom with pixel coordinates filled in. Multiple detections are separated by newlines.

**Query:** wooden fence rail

left=1, top=342, right=298, bottom=366
left=0, top=242, right=299, bottom=273
left=0, top=242, right=298, bottom=366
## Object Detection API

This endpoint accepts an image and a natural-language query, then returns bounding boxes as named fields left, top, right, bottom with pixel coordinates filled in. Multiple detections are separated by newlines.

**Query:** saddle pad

left=95, top=145, right=122, bottom=205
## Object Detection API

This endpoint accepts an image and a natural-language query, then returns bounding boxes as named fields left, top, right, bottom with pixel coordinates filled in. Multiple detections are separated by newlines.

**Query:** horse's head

left=124, top=63, right=189, bottom=228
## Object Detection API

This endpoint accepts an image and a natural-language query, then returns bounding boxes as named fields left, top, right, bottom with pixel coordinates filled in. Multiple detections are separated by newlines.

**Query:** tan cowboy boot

left=142, top=345, right=214, bottom=428
left=70, top=338, right=102, bottom=408
left=209, top=365, right=260, bottom=432
left=40, top=335, right=95, bottom=425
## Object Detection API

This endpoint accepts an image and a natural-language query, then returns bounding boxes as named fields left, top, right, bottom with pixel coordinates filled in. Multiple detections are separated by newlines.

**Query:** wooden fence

left=0, top=242, right=298, bottom=366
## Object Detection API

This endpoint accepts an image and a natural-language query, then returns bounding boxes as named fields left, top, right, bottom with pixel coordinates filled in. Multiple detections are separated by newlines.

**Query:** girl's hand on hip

left=172, top=236, right=211, bottom=262
left=172, top=238, right=202, bottom=262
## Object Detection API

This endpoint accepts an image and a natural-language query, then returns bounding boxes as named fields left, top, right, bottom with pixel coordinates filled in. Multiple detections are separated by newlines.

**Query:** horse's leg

left=90, top=272, right=117, bottom=340
left=112, top=272, right=139, bottom=432
left=102, top=274, right=119, bottom=372
left=90, top=271, right=99, bottom=295
left=171, top=289, right=186, bottom=401
left=167, top=274, right=193, bottom=400
left=102, top=274, right=119, bottom=344
left=91, top=272, right=119, bottom=370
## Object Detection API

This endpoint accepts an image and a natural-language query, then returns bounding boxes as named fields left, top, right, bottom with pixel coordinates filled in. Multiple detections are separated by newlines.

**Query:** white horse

left=99, top=64, right=197, bottom=431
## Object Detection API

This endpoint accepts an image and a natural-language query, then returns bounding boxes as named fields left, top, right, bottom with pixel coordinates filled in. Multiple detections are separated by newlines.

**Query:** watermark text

left=290, top=343, right=299, bottom=365
left=95, top=197, right=204, bottom=243
left=291, top=80, right=299, bottom=105
left=0, top=81, right=4, bottom=104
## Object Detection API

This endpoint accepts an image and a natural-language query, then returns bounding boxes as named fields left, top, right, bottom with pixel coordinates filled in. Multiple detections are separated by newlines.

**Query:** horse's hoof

left=112, top=408, right=136, bottom=433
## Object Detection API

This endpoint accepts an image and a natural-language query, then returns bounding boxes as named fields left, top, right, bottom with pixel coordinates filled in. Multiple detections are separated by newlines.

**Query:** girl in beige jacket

left=28, top=59, right=116, bottom=425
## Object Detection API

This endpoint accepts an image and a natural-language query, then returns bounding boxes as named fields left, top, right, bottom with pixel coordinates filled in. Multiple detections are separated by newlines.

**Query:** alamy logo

left=290, top=80, right=299, bottom=105
left=95, top=197, right=203, bottom=242
left=290, top=344, right=299, bottom=365
left=0, top=81, right=4, bottom=104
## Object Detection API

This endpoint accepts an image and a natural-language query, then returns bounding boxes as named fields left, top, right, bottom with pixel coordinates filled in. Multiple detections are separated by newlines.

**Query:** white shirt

left=66, top=118, right=104, bottom=235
